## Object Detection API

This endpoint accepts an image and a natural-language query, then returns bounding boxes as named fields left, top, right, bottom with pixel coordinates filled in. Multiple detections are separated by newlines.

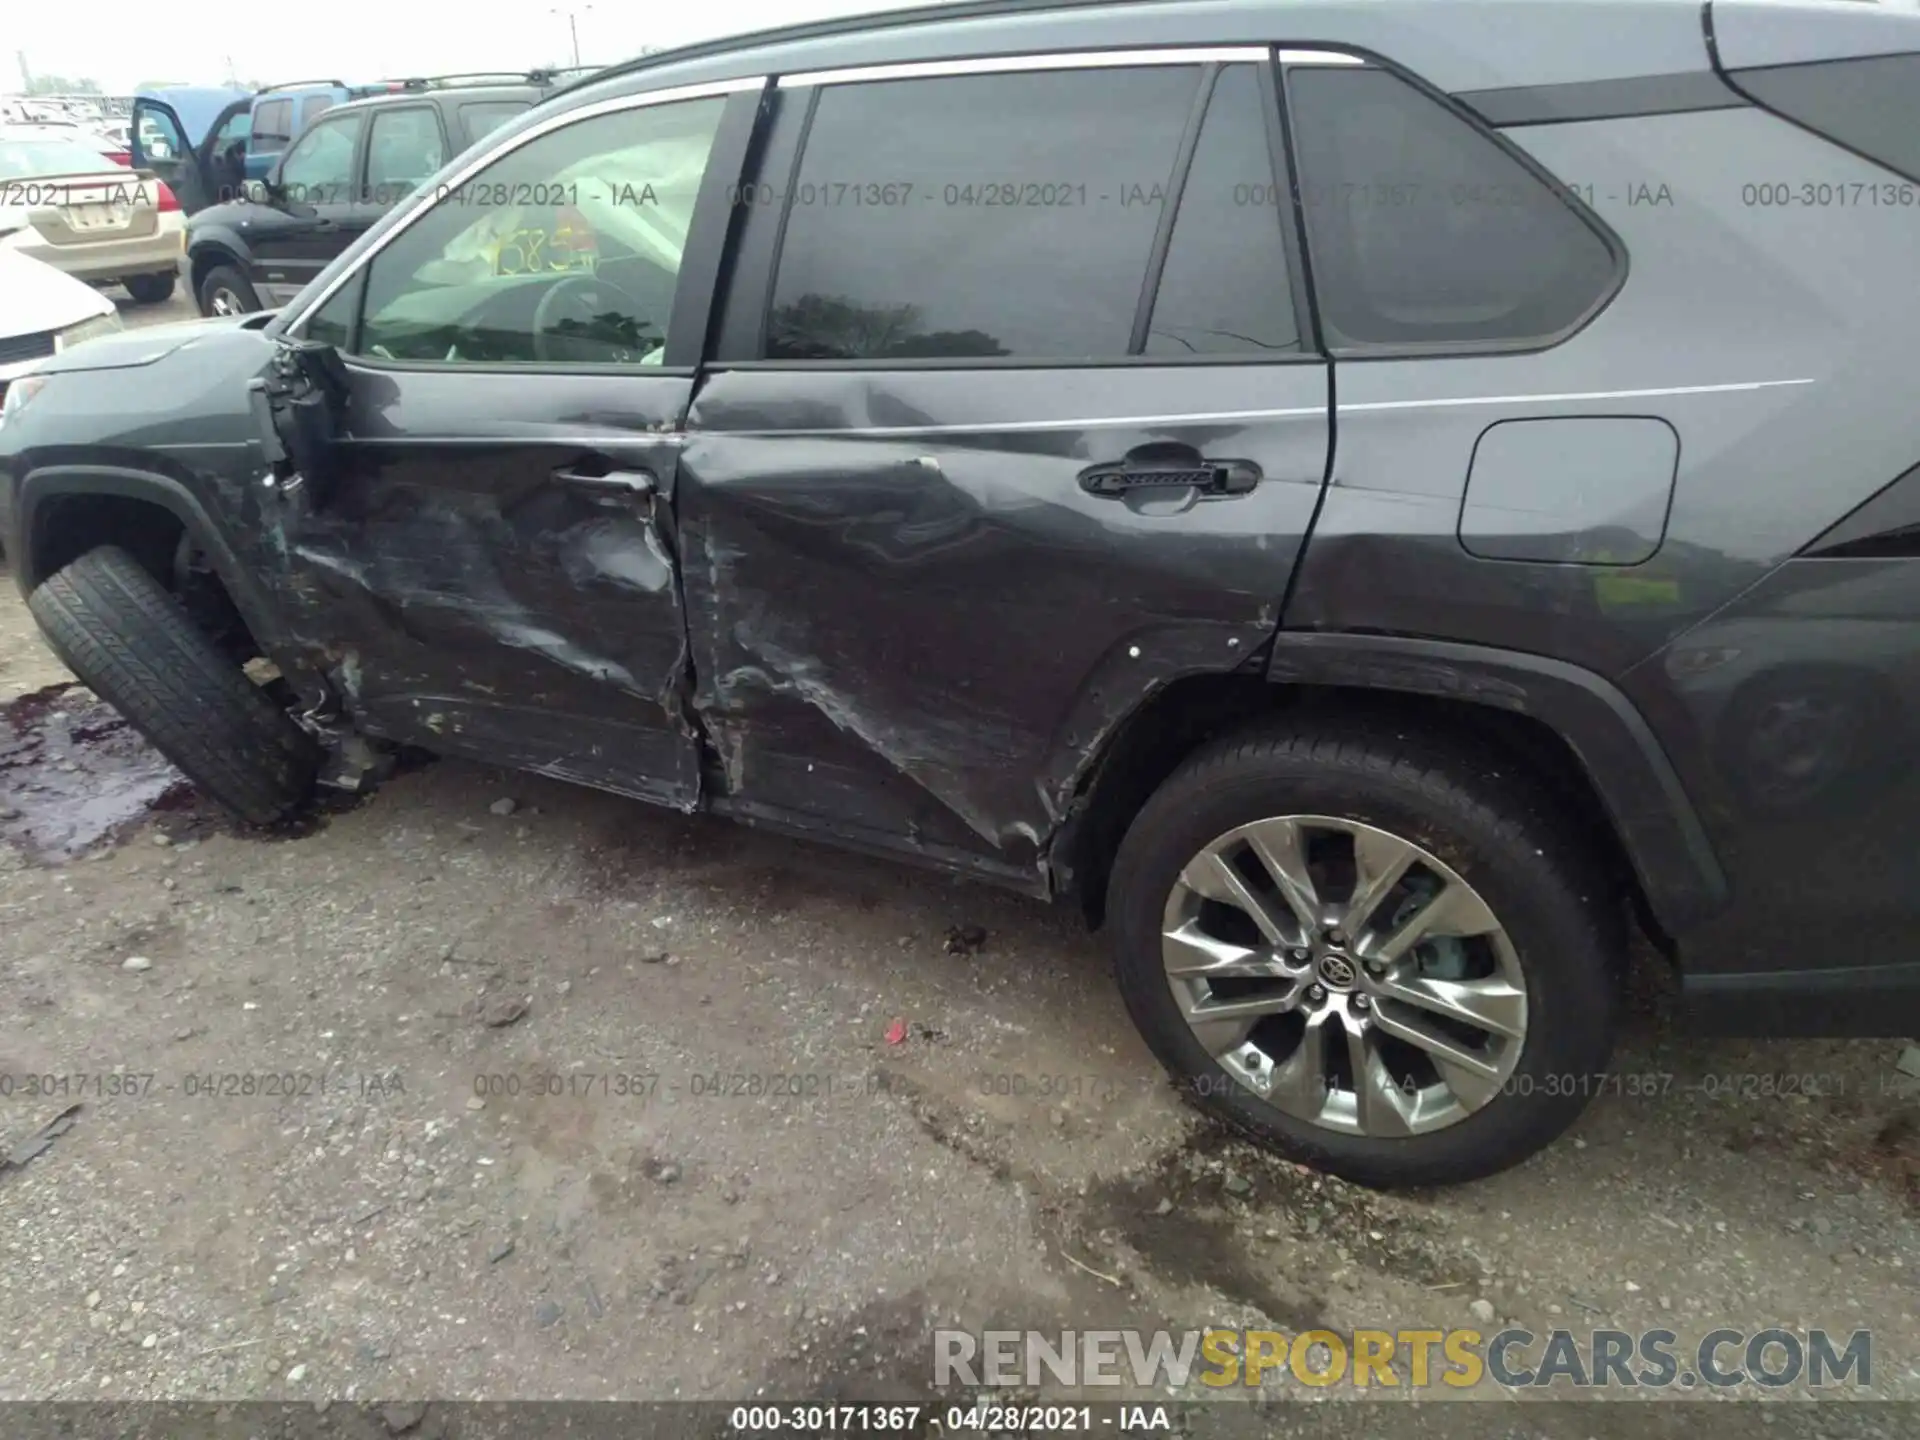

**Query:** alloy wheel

left=1160, top=816, right=1528, bottom=1137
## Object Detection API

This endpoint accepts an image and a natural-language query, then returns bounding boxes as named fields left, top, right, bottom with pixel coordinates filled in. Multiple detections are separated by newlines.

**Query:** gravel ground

left=0, top=287, right=1916, bottom=1433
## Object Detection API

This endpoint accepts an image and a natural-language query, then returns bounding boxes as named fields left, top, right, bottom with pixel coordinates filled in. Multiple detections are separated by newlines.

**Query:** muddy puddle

left=0, top=683, right=194, bottom=862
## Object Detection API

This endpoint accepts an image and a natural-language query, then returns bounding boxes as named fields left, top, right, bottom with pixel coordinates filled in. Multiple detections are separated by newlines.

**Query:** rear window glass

left=254, top=98, right=294, bottom=147
left=1286, top=65, right=1621, bottom=352
left=1732, top=55, right=1920, bottom=184
left=300, top=95, right=336, bottom=130
left=461, top=101, right=531, bottom=147
left=0, top=137, right=115, bottom=179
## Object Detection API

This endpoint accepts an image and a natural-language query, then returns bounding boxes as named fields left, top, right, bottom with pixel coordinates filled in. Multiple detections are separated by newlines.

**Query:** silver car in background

left=0, top=126, right=183, bottom=303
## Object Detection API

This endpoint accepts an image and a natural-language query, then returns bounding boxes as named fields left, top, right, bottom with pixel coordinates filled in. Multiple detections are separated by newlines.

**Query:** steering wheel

left=531, top=273, right=652, bottom=364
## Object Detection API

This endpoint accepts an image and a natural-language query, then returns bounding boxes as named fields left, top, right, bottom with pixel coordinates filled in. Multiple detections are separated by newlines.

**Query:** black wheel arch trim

left=1265, top=631, right=1728, bottom=934
left=16, top=464, right=291, bottom=663
left=187, top=231, right=257, bottom=286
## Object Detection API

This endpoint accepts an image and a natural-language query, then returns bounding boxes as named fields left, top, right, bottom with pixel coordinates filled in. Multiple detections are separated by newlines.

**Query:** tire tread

left=28, top=545, right=317, bottom=825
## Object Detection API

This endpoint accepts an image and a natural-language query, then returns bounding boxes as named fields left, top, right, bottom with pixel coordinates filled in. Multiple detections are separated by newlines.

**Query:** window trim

left=1277, top=49, right=1629, bottom=361
left=772, top=46, right=1330, bottom=88
left=280, top=75, right=765, bottom=337
left=745, top=46, right=1329, bottom=372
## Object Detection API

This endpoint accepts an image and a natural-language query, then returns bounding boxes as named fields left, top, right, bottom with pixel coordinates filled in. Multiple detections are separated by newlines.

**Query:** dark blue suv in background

left=179, top=74, right=567, bottom=315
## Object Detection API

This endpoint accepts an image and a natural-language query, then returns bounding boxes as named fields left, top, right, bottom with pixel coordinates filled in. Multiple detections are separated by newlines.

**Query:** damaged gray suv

left=5, top=0, right=1920, bottom=1187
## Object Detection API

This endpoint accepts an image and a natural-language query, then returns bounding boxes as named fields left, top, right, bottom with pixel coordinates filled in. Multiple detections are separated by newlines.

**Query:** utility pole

left=16, top=50, right=32, bottom=90
left=548, top=6, right=591, bottom=68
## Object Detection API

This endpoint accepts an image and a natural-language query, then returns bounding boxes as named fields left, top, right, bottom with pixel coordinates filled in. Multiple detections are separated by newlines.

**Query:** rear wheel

left=28, top=545, right=318, bottom=824
left=196, top=264, right=260, bottom=317
left=123, top=272, right=175, bottom=304
left=1108, top=719, right=1622, bottom=1188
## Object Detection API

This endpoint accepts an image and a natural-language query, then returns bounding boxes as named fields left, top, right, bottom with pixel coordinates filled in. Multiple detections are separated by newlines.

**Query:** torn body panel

left=677, top=363, right=1332, bottom=887
left=255, top=364, right=706, bottom=808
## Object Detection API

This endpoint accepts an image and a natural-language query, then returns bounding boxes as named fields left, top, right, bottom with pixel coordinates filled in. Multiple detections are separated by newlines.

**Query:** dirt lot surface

left=1, top=293, right=1917, bottom=1436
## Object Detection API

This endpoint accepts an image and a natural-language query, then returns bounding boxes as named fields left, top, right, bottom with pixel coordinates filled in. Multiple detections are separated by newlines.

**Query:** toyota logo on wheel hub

left=1316, top=954, right=1359, bottom=991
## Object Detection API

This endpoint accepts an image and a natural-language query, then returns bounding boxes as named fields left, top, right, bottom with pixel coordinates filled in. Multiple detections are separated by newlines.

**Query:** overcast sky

left=11, top=0, right=903, bottom=92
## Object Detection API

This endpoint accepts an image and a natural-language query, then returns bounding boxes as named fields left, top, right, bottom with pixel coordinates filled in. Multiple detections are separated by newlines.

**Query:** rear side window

left=366, top=107, right=446, bottom=201
left=300, top=95, right=336, bottom=131
left=1731, top=56, right=1920, bottom=185
left=765, top=66, right=1204, bottom=360
left=461, top=101, right=532, bottom=147
left=1286, top=65, right=1620, bottom=352
left=1144, top=66, right=1300, bottom=357
left=253, top=98, right=294, bottom=149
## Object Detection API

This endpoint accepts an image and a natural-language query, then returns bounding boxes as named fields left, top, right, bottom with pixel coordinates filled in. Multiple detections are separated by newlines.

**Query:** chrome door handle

left=1078, top=459, right=1261, bottom=498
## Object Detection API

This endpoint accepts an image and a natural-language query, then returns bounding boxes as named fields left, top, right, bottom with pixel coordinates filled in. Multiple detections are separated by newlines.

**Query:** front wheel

left=1108, top=719, right=1622, bottom=1188
left=27, top=545, right=319, bottom=825
left=197, top=263, right=261, bottom=317
left=123, top=272, right=175, bottom=304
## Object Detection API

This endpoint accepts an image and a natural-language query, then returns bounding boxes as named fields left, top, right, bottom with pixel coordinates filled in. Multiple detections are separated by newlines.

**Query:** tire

left=196, top=263, right=261, bottom=318
left=28, top=545, right=319, bottom=825
left=123, top=272, right=176, bottom=304
left=1108, top=717, right=1622, bottom=1189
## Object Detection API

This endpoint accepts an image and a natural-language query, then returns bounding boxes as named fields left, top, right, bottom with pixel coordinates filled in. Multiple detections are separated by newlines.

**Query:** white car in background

left=0, top=248, right=120, bottom=415
left=0, top=125, right=182, bottom=303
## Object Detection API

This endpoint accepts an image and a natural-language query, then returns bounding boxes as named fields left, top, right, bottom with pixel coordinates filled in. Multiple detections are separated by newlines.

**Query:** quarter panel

left=1289, top=106, right=1920, bottom=679
left=1629, top=556, right=1920, bottom=977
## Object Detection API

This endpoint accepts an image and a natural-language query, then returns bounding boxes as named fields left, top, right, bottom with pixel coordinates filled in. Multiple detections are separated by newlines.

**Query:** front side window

left=279, top=113, right=363, bottom=204
left=766, top=66, right=1204, bottom=361
left=349, top=95, right=727, bottom=365
left=1287, top=64, right=1620, bottom=351
left=366, top=107, right=446, bottom=202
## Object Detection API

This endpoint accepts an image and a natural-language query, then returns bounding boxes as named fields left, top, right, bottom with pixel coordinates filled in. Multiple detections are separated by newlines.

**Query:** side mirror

left=250, top=337, right=351, bottom=510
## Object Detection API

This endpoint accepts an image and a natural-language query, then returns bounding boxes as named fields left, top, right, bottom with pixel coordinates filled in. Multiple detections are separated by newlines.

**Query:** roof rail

left=544, top=0, right=1117, bottom=99
left=391, top=71, right=548, bottom=91
left=255, top=78, right=349, bottom=95
left=527, top=64, right=603, bottom=85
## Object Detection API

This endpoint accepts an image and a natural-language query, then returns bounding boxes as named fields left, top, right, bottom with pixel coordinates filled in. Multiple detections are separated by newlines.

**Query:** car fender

left=15, top=463, right=288, bottom=659
left=185, top=229, right=256, bottom=289
left=1266, top=631, right=1728, bottom=935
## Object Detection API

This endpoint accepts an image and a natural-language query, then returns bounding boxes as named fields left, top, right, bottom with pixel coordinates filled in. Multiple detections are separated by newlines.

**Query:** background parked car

left=184, top=75, right=560, bottom=315
left=1, top=116, right=132, bottom=166
left=0, top=126, right=182, bottom=303
left=0, top=249, right=120, bottom=468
